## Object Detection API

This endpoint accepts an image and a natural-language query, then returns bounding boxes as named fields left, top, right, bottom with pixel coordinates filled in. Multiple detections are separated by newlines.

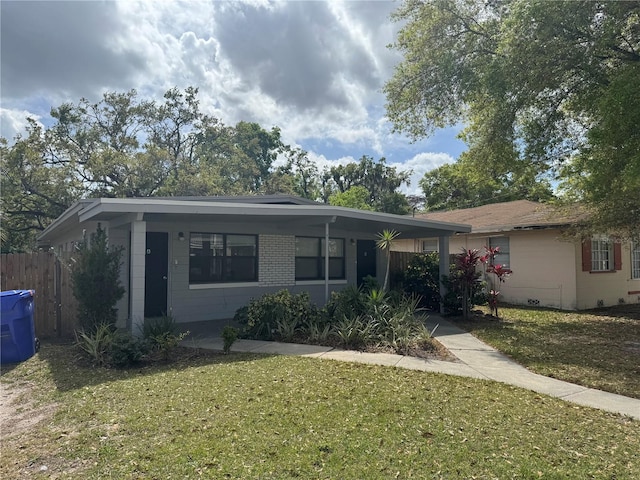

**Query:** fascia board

left=37, top=200, right=94, bottom=244
left=75, top=198, right=471, bottom=234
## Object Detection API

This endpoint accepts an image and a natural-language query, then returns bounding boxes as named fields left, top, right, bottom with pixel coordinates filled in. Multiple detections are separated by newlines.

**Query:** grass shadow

left=451, top=303, right=640, bottom=398
left=5, top=339, right=276, bottom=394
left=583, top=303, right=640, bottom=320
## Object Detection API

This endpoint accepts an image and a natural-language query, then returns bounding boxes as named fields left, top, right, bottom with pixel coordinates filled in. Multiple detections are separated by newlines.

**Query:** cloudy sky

left=1, top=0, right=466, bottom=194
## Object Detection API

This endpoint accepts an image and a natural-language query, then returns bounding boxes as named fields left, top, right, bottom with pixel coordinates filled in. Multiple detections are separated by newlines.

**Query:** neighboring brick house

left=394, top=200, right=640, bottom=310
left=38, top=195, right=470, bottom=333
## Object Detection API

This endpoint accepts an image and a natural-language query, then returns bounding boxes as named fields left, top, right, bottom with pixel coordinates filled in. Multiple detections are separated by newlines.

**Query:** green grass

left=455, top=304, right=640, bottom=399
left=1, top=343, right=639, bottom=479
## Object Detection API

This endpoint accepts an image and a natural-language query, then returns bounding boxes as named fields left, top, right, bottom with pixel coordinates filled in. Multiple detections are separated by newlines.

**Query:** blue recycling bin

left=1, top=290, right=36, bottom=364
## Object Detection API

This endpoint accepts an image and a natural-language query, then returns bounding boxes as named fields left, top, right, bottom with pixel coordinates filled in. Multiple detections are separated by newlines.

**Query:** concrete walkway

left=183, top=316, right=640, bottom=420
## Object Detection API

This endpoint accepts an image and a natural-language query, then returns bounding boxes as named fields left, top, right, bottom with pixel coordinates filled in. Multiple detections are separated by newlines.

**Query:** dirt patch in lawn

left=0, top=381, right=57, bottom=441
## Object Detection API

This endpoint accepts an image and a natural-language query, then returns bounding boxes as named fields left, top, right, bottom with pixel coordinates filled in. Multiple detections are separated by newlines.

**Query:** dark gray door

left=145, top=232, right=168, bottom=318
left=357, top=240, right=377, bottom=286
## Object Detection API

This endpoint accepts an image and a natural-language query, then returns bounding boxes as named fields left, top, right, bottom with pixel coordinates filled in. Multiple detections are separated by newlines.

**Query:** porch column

left=324, top=221, right=330, bottom=303
left=130, top=219, right=146, bottom=335
left=324, top=216, right=336, bottom=303
left=438, top=235, right=449, bottom=315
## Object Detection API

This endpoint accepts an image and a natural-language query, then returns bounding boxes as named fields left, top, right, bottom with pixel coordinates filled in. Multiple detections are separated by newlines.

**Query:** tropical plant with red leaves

left=480, top=247, right=513, bottom=318
left=451, top=248, right=484, bottom=320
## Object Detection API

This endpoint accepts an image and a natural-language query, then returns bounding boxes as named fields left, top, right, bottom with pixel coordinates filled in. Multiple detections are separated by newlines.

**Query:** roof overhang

left=37, top=198, right=471, bottom=246
left=464, top=223, right=574, bottom=235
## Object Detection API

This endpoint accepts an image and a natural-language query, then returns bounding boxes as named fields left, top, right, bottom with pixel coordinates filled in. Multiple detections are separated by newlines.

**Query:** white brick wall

left=259, top=234, right=295, bottom=286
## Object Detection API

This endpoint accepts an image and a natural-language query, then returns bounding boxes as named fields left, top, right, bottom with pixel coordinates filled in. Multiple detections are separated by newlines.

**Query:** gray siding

left=158, top=220, right=368, bottom=323
left=51, top=218, right=384, bottom=327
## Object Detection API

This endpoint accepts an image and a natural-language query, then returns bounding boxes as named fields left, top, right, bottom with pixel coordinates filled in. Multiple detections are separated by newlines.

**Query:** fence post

left=55, top=256, right=63, bottom=337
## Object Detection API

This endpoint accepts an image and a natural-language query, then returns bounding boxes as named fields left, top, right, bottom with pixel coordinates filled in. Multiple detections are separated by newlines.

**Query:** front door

left=145, top=232, right=168, bottom=318
left=357, top=240, right=377, bottom=287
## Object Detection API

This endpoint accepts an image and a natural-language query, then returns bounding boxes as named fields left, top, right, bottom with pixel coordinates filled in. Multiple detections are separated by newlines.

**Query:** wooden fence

left=389, top=251, right=419, bottom=288
left=1, top=252, right=78, bottom=338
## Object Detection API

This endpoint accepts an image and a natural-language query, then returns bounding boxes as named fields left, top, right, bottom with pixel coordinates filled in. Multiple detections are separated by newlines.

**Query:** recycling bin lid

left=0, top=290, right=34, bottom=312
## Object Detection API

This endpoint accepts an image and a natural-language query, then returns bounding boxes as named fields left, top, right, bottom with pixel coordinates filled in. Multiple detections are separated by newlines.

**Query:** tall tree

left=282, top=148, right=322, bottom=200
left=328, top=186, right=374, bottom=211
left=385, top=0, right=640, bottom=236
left=1, top=121, right=81, bottom=252
left=233, top=121, right=283, bottom=191
left=560, top=63, right=640, bottom=239
left=420, top=159, right=553, bottom=211
left=325, top=155, right=411, bottom=214
left=193, top=121, right=287, bottom=195
left=49, top=89, right=166, bottom=197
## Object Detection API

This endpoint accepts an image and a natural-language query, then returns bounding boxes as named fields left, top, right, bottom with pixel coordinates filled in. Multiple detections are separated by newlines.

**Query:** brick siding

left=259, top=235, right=295, bottom=286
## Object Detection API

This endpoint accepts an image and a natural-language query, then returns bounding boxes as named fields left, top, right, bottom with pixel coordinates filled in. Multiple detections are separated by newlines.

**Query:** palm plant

left=376, top=229, right=400, bottom=291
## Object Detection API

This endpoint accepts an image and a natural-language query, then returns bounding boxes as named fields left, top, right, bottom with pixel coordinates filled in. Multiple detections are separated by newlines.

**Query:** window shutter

left=614, top=241, right=622, bottom=271
left=581, top=240, right=591, bottom=272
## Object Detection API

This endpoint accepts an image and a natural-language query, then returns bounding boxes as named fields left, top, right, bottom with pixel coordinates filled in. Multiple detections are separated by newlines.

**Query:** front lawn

left=455, top=304, right=640, bottom=399
left=1, top=342, right=638, bottom=479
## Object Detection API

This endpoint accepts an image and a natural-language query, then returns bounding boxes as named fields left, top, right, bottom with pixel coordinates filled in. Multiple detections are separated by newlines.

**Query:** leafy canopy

left=2, top=88, right=417, bottom=252
left=385, top=0, right=640, bottom=236
left=324, top=155, right=411, bottom=214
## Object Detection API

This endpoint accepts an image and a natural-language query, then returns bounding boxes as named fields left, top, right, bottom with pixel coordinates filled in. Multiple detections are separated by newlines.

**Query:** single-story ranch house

left=37, top=195, right=470, bottom=333
left=394, top=200, right=640, bottom=310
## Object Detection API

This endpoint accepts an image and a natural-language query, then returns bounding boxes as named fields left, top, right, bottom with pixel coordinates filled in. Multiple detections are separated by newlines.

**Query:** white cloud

left=0, top=108, right=42, bottom=141
left=306, top=151, right=357, bottom=172
left=0, top=0, right=464, bottom=173
left=389, top=152, right=455, bottom=195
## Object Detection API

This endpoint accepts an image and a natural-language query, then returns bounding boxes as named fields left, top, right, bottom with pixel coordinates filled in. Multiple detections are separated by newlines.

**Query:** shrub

left=75, top=323, right=115, bottom=367
left=325, top=285, right=368, bottom=321
left=331, top=315, right=377, bottom=349
left=361, top=275, right=380, bottom=292
left=442, top=272, right=488, bottom=316
left=275, top=317, right=299, bottom=342
left=398, top=252, right=441, bottom=310
left=364, top=288, right=390, bottom=319
left=71, top=224, right=125, bottom=331
left=444, top=249, right=490, bottom=318
left=234, top=286, right=433, bottom=355
left=142, top=314, right=178, bottom=339
left=222, top=326, right=239, bottom=354
left=75, top=324, right=147, bottom=368
left=109, top=332, right=148, bottom=368
left=326, top=288, right=430, bottom=354
left=377, top=295, right=428, bottom=355
left=301, top=316, right=332, bottom=344
left=142, top=314, right=189, bottom=360
left=238, top=290, right=320, bottom=340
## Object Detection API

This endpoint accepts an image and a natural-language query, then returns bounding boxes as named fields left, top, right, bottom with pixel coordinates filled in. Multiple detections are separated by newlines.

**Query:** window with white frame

left=591, top=236, right=613, bottom=272
left=422, top=238, right=438, bottom=253
left=489, top=236, right=510, bottom=268
left=295, top=237, right=345, bottom=280
left=632, top=241, right=640, bottom=279
left=189, top=233, right=258, bottom=284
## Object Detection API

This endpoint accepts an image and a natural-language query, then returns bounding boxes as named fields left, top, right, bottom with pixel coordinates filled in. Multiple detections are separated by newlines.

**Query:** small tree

left=480, top=247, right=513, bottom=318
left=71, top=224, right=125, bottom=331
left=376, top=229, right=400, bottom=291
left=450, top=248, right=484, bottom=320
